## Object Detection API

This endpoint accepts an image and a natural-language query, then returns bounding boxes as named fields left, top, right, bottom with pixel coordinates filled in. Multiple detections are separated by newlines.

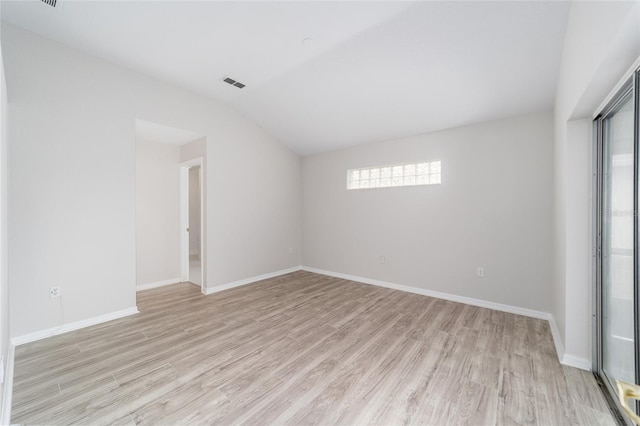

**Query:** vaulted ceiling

left=1, top=1, right=570, bottom=155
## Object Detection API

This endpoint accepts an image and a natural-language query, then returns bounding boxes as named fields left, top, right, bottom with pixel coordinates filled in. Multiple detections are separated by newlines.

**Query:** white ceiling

left=1, top=1, right=570, bottom=155
left=135, top=119, right=204, bottom=146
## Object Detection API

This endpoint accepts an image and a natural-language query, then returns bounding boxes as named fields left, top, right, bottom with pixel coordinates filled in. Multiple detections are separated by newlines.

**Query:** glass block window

left=347, top=161, right=441, bottom=190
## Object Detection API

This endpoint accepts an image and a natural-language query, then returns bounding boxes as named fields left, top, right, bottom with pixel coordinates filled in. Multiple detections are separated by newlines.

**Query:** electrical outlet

left=289, top=247, right=294, bottom=255
left=50, top=286, right=61, bottom=298
left=379, top=256, right=386, bottom=264
left=477, top=267, right=485, bottom=278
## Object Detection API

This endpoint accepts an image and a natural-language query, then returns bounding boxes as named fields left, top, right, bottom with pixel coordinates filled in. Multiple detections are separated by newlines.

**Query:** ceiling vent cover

left=222, top=77, right=246, bottom=89
left=40, top=0, right=58, bottom=7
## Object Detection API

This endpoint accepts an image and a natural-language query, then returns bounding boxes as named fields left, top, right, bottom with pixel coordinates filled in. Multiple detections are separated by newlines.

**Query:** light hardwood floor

left=12, top=271, right=615, bottom=425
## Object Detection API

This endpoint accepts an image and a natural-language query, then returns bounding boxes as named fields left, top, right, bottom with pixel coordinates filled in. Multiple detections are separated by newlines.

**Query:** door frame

left=179, top=157, right=205, bottom=294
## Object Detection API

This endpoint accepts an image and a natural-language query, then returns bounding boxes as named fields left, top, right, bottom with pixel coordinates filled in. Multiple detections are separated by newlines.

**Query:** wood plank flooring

left=12, top=271, right=615, bottom=425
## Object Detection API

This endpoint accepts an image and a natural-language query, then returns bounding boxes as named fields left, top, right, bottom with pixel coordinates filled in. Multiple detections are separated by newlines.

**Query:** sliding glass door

left=595, top=70, right=639, bottom=423
left=600, top=88, right=635, bottom=385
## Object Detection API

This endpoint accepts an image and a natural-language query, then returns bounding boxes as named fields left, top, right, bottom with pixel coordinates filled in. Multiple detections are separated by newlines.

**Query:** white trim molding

left=136, top=278, right=181, bottom=292
left=562, top=354, right=591, bottom=371
left=204, top=266, right=302, bottom=295
left=11, top=307, right=139, bottom=346
left=301, top=266, right=587, bottom=369
left=0, top=344, right=14, bottom=426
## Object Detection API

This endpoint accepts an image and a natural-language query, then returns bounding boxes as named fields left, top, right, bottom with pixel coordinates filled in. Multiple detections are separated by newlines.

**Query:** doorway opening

left=180, top=158, right=204, bottom=292
left=135, top=119, right=206, bottom=294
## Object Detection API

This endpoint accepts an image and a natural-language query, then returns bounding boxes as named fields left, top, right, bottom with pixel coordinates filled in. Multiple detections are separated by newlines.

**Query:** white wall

left=135, top=138, right=181, bottom=287
left=0, top=12, right=11, bottom=421
left=303, top=112, right=554, bottom=313
left=180, top=137, right=206, bottom=163
left=3, top=25, right=302, bottom=339
left=553, top=0, right=639, bottom=368
left=189, top=166, right=201, bottom=256
left=564, top=118, right=592, bottom=366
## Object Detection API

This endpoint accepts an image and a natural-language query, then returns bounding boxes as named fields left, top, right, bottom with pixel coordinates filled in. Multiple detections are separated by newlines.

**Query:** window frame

left=346, top=161, right=441, bottom=190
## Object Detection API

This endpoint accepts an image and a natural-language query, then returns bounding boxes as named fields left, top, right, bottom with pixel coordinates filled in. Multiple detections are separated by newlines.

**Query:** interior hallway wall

left=135, top=138, right=181, bottom=287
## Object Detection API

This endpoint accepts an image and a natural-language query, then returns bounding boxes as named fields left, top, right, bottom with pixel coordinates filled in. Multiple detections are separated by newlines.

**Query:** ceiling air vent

left=40, top=0, right=58, bottom=7
left=222, top=77, right=246, bottom=89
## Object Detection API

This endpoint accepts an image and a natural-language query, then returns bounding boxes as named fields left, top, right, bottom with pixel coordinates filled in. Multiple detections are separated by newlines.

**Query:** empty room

left=0, top=0, right=639, bottom=424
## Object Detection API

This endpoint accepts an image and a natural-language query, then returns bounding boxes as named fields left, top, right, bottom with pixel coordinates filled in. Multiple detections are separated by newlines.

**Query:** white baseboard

left=562, top=354, right=591, bottom=370
left=137, top=278, right=181, bottom=291
left=301, top=266, right=586, bottom=369
left=11, top=307, right=139, bottom=346
left=0, top=344, right=14, bottom=425
left=204, top=266, right=302, bottom=295
left=302, top=267, right=551, bottom=320
left=548, top=316, right=566, bottom=364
